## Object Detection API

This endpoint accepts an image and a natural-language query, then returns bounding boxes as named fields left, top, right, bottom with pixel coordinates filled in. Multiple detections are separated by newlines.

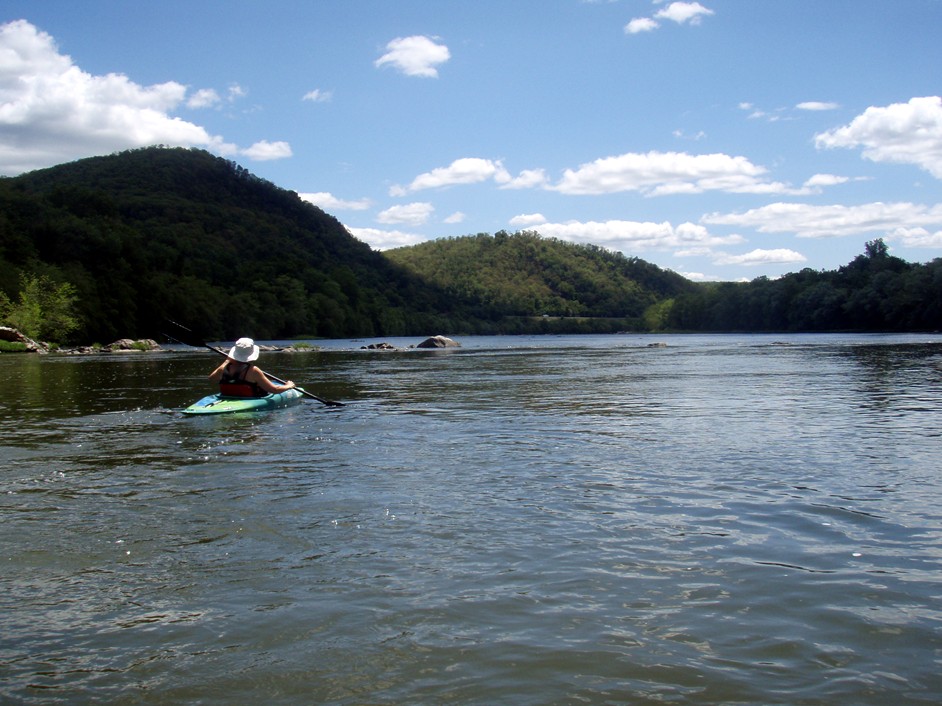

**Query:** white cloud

left=443, top=211, right=466, bottom=224
left=377, top=202, right=434, bottom=226
left=625, top=17, right=659, bottom=34
left=677, top=270, right=714, bottom=282
left=0, top=19, right=287, bottom=174
left=391, top=157, right=511, bottom=195
left=375, top=35, right=450, bottom=78
left=797, top=101, right=839, bottom=111
left=187, top=88, right=221, bottom=109
left=626, top=2, right=712, bottom=34
left=302, top=88, right=332, bottom=103
left=501, top=168, right=549, bottom=189
left=509, top=213, right=548, bottom=227
left=241, top=140, right=292, bottom=161
left=655, top=2, right=714, bottom=25
left=530, top=218, right=743, bottom=253
left=703, top=201, right=942, bottom=242
left=345, top=226, right=426, bottom=251
left=713, top=248, right=807, bottom=266
left=888, top=226, right=942, bottom=248
left=803, top=173, right=849, bottom=188
left=298, top=192, right=371, bottom=210
left=395, top=152, right=797, bottom=199
left=815, top=96, right=942, bottom=178
left=549, top=150, right=799, bottom=196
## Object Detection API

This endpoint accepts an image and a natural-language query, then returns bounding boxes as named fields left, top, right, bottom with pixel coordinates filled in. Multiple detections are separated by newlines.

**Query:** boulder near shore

left=415, top=335, right=460, bottom=349
left=0, top=327, right=162, bottom=354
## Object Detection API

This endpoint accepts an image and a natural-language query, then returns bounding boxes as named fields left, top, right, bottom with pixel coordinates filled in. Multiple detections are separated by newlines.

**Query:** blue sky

left=2, top=1, right=941, bottom=281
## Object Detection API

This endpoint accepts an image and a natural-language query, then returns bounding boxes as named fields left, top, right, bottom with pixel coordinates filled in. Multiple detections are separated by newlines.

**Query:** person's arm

left=209, top=360, right=229, bottom=382
left=247, top=367, right=296, bottom=394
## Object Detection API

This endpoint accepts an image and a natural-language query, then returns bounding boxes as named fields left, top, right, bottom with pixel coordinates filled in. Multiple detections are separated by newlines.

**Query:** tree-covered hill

left=0, top=146, right=701, bottom=343
left=0, top=147, right=460, bottom=342
left=385, top=230, right=698, bottom=326
left=3, top=147, right=939, bottom=344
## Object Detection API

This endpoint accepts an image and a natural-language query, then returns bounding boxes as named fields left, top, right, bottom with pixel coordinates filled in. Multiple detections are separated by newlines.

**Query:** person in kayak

left=209, top=337, right=296, bottom=397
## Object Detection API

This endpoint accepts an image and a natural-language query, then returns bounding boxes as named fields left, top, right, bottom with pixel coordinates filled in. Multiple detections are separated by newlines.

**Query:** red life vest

left=219, top=363, right=264, bottom=397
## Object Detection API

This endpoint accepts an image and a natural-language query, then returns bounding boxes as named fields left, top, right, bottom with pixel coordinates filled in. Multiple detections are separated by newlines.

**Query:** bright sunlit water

left=2, top=333, right=941, bottom=704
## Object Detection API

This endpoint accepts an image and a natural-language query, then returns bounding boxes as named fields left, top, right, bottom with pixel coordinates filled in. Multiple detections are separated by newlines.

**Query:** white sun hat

left=228, top=337, right=260, bottom=362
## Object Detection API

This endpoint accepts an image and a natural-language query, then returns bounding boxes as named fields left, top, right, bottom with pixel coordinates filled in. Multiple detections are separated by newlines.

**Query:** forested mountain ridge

left=2, top=147, right=940, bottom=344
left=385, top=231, right=698, bottom=321
left=0, top=147, right=464, bottom=342
left=0, top=147, right=698, bottom=342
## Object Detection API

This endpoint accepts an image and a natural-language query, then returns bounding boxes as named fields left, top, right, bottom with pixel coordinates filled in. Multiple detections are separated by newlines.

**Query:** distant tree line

left=661, top=239, right=942, bottom=332
left=1, top=148, right=940, bottom=344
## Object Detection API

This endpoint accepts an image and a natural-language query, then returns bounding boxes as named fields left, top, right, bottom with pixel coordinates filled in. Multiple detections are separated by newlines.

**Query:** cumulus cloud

left=391, top=157, right=511, bottom=195
left=501, top=168, right=549, bottom=189
left=713, top=248, right=807, bottom=266
left=187, top=88, right=221, bottom=109
left=549, top=150, right=798, bottom=196
left=510, top=213, right=548, bottom=228
left=529, top=218, right=743, bottom=254
left=625, top=17, right=659, bottom=34
left=888, top=226, right=942, bottom=248
left=815, top=96, right=942, bottom=178
left=377, top=202, right=434, bottom=226
left=656, top=2, right=715, bottom=25
left=345, top=226, right=426, bottom=251
left=703, top=201, right=942, bottom=242
left=626, top=2, right=713, bottom=34
left=241, top=140, right=292, bottom=161
left=443, top=211, right=466, bottom=224
left=395, top=151, right=806, bottom=199
left=298, top=192, right=371, bottom=210
left=0, top=19, right=288, bottom=174
left=375, top=35, right=450, bottom=78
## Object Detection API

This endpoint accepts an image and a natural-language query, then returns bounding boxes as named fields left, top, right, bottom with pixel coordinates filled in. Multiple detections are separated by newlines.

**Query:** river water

left=1, top=333, right=941, bottom=705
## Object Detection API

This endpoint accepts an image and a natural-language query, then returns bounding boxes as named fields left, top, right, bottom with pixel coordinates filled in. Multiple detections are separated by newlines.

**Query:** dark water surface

left=2, top=333, right=941, bottom=704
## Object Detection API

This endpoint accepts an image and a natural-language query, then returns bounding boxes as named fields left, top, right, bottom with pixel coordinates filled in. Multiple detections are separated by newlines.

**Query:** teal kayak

left=182, top=388, right=304, bottom=415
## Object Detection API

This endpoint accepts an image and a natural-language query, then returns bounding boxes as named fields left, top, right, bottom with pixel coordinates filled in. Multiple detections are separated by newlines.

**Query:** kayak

left=182, top=388, right=304, bottom=415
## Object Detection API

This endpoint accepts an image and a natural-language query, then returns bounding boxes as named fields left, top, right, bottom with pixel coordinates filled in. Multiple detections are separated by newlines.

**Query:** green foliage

left=385, top=230, right=697, bottom=327
left=2, top=150, right=939, bottom=341
left=0, top=272, right=80, bottom=342
left=0, top=147, right=459, bottom=341
left=662, top=239, right=942, bottom=332
left=643, top=299, right=674, bottom=331
left=0, top=340, right=28, bottom=352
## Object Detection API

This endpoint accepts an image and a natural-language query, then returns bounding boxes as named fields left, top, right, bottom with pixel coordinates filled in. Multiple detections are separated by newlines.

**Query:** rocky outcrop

left=0, top=329, right=165, bottom=354
left=105, top=338, right=161, bottom=352
left=415, top=335, right=460, bottom=349
left=0, top=326, right=47, bottom=353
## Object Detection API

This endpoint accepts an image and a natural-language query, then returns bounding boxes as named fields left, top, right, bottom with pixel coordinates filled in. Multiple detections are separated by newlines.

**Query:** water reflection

left=2, top=334, right=941, bottom=704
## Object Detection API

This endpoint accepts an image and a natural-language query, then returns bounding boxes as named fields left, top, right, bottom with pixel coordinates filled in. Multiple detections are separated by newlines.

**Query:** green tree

left=0, top=273, right=81, bottom=342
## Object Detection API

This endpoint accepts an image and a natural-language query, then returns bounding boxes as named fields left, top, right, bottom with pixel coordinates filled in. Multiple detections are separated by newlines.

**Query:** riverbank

left=0, top=327, right=165, bottom=354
